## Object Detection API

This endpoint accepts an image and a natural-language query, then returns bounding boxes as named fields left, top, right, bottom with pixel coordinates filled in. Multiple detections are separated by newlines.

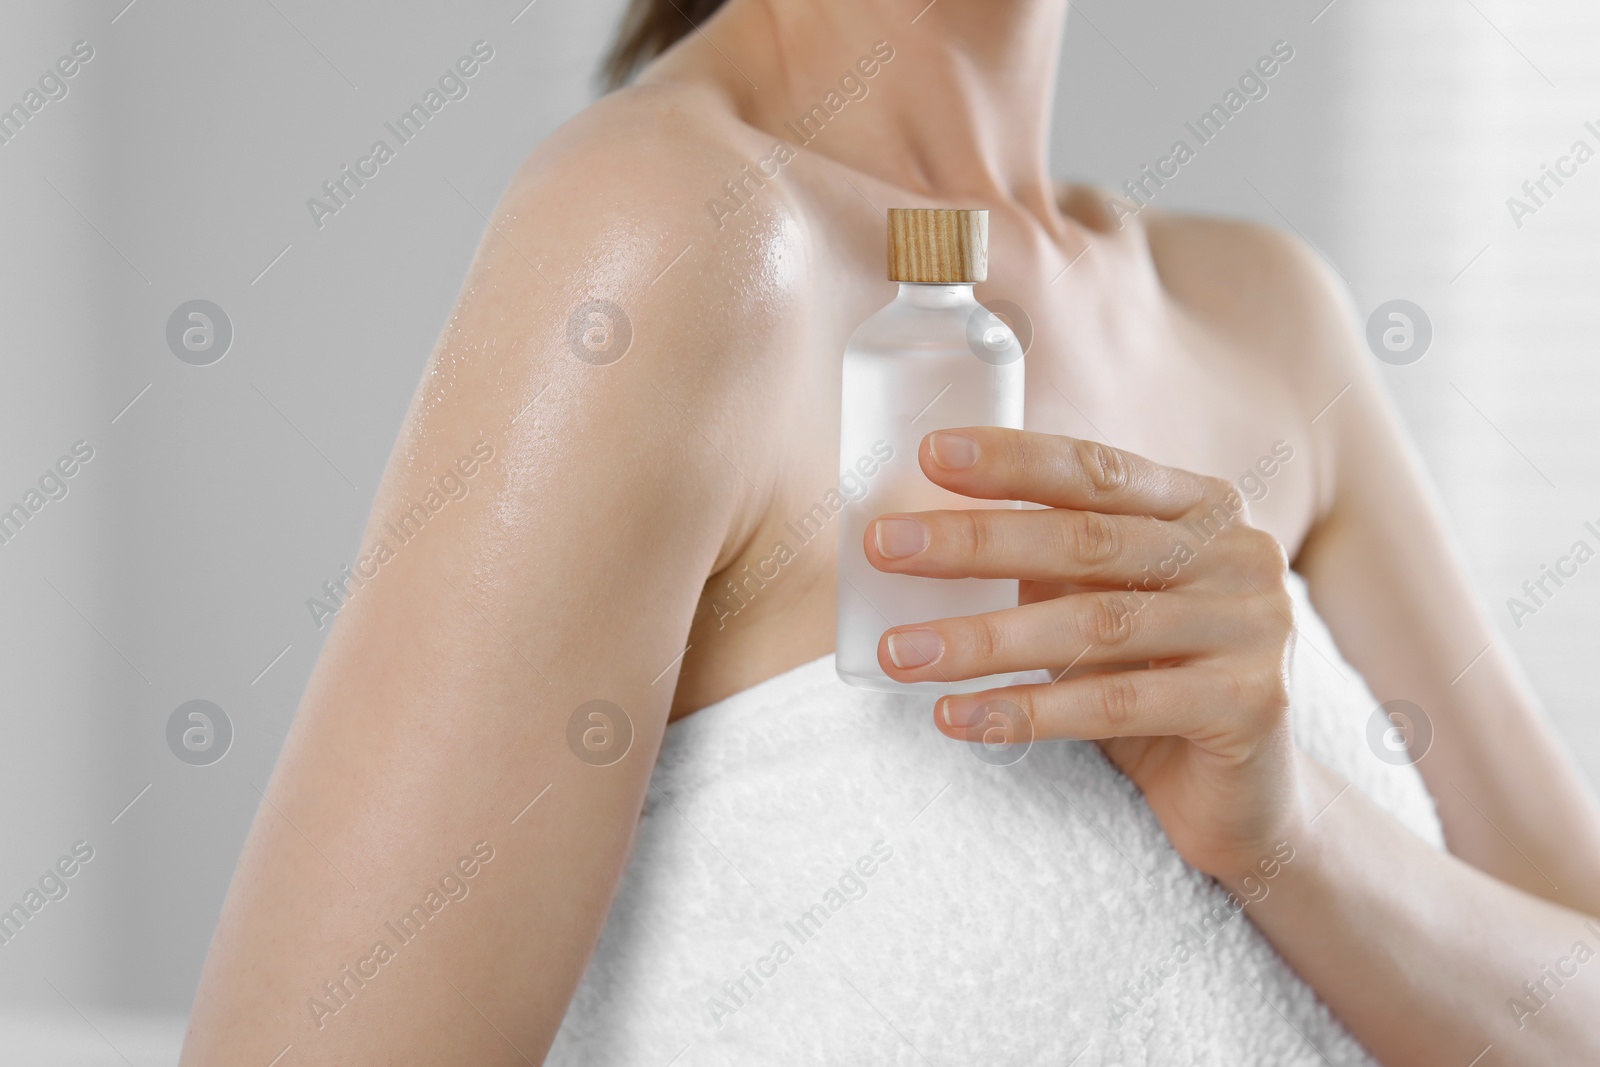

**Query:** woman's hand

left=867, top=427, right=1306, bottom=881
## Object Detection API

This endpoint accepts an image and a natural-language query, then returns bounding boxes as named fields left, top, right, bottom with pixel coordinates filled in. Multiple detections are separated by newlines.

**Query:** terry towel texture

left=548, top=571, right=1442, bottom=1065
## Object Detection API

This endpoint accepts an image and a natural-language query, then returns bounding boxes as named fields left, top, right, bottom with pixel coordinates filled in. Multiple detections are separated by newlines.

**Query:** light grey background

left=2, top=0, right=1596, bottom=1059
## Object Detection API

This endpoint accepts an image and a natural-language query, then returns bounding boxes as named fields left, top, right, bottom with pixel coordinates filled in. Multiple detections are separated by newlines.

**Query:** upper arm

left=182, top=96, right=799, bottom=1064
left=1264, top=234, right=1600, bottom=911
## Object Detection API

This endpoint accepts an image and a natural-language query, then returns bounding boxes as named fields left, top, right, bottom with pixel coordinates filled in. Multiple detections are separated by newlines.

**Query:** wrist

left=1218, top=750, right=1343, bottom=899
left=1207, top=747, right=1333, bottom=890
left=1213, top=837, right=1305, bottom=906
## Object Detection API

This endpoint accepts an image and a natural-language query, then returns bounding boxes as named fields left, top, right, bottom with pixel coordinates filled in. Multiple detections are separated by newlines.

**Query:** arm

left=1239, top=753, right=1600, bottom=1066
left=864, top=423, right=1600, bottom=1066
left=180, top=100, right=790, bottom=1065
left=1281, top=233, right=1600, bottom=913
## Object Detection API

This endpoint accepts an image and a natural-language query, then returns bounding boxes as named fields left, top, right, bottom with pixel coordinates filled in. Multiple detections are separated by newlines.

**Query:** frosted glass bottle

left=836, top=209, right=1025, bottom=694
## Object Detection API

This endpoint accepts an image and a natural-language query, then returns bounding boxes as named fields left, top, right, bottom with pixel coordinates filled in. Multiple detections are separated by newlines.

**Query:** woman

left=181, top=1, right=1600, bottom=1063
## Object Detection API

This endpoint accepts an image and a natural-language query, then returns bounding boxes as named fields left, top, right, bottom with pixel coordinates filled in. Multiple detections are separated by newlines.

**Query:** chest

left=669, top=220, right=1318, bottom=716
left=802, top=227, right=1318, bottom=556
left=985, top=267, right=1316, bottom=556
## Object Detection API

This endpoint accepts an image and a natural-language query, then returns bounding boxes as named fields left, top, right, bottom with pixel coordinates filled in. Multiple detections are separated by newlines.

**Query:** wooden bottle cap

left=887, top=208, right=988, bottom=283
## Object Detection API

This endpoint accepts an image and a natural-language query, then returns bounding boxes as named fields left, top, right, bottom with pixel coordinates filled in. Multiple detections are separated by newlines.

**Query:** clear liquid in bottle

left=836, top=209, right=1025, bottom=694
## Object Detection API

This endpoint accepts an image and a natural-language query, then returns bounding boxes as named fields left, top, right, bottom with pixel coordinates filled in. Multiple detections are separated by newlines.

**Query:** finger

left=918, top=427, right=1239, bottom=521
left=878, top=591, right=1245, bottom=683
left=866, top=506, right=1199, bottom=587
left=933, top=665, right=1268, bottom=745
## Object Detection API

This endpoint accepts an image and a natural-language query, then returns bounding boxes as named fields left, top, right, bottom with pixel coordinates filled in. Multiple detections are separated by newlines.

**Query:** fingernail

left=874, top=517, right=928, bottom=559
left=887, top=629, right=943, bottom=669
left=929, top=432, right=979, bottom=470
left=940, top=696, right=985, bottom=728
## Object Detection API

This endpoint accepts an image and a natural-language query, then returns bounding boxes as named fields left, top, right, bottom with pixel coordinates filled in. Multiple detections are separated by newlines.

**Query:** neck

left=649, top=0, right=1069, bottom=217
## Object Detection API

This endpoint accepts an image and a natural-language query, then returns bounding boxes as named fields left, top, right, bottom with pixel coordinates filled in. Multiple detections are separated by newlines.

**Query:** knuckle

left=1059, top=509, right=1120, bottom=568
left=1264, top=668, right=1292, bottom=714
left=1271, top=607, right=1298, bottom=670
left=968, top=613, right=1007, bottom=664
left=1242, top=666, right=1293, bottom=735
left=1010, top=687, right=1041, bottom=730
left=1245, top=588, right=1294, bottom=641
left=1081, top=592, right=1135, bottom=648
left=1216, top=667, right=1250, bottom=710
left=1240, top=527, right=1291, bottom=584
left=1218, top=483, right=1253, bottom=526
left=1188, top=484, right=1245, bottom=539
left=1003, top=429, right=1034, bottom=485
left=1092, top=673, right=1140, bottom=729
left=951, top=508, right=990, bottom=563
left=1212, top=630, right=1293, bottom=735
left=1073, top=438, right=1131, bottom=498
left=1199, top=474, right=1238, bottom=509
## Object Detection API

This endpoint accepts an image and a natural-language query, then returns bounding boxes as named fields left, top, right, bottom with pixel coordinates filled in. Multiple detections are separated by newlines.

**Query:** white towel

left=548, top=571, right=1442, bottom=1065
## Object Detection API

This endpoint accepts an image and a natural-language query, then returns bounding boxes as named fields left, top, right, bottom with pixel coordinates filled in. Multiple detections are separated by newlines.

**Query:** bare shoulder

left=366, top=81, right=812, bottom=591
left=1085, top=192, right=1362, bottom=402
left=391, top=82, right=812, bottom=546
left=446, top=79, right=812, bottom=374
left=1138, top=204, right=1360, bottom=373
left=1055, top=183, right=1352, bottom=348
left=496, top=79, right=809, bottom=318
left=1057, top=184, right=1368, bottom=527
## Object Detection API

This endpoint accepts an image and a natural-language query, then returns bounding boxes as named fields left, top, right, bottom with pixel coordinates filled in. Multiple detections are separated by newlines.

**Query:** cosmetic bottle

left=836, top=208, right=1025, bottom=693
